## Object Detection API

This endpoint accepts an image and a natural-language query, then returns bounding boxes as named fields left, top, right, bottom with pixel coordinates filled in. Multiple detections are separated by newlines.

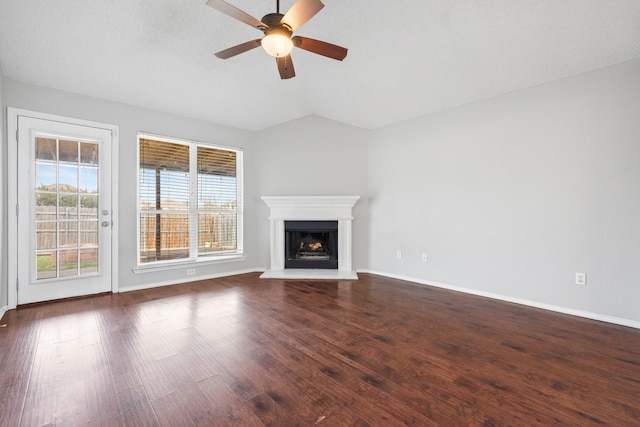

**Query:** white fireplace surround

left=260, top=196, right=360, bottom=280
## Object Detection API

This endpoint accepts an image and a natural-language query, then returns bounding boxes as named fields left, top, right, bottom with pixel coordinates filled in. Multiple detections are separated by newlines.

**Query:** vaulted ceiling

left=1, top=0, right=639, bottom=131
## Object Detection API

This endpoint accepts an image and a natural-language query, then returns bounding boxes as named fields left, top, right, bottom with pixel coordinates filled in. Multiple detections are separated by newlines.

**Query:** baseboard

left=118, top=268, right=265, bottom=293
left=357, top=269, right=640, bottom=330
left=0, top=305, right=9, bottom=323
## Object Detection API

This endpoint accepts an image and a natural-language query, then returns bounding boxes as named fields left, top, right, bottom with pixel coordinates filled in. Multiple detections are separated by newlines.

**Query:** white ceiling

left=1, top=0, right=639, bottom=131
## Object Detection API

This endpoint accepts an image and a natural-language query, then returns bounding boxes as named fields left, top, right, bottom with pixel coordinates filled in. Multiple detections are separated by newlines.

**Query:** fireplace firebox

left=285, top=221, right=338, bottom=269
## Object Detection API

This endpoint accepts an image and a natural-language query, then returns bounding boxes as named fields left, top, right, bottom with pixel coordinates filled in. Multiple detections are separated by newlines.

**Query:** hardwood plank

left=98, top=326, right=143, bottom=393
left=196, top=375, right=265, bottom=426
left=117, top=385, right=160, bottom=426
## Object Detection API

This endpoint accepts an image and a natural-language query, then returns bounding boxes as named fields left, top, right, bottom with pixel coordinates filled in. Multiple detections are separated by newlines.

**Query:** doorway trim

left=7, top=108, right=119, bottom=308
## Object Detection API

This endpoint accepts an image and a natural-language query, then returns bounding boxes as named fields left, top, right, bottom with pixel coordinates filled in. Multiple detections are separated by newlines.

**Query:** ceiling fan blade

left=276, top=55, right=296, bottom=79
left=215, top=39, right=262, bottom=59
left=282, top=0, right=324, bottom=32
left=293, top=36, right=348, bottom=61
left=206, top=0, right=267, bottom=29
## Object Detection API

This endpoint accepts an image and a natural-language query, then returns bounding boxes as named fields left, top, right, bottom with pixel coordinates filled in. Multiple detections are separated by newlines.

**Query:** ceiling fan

left=206, top=0, right=348, bottom=79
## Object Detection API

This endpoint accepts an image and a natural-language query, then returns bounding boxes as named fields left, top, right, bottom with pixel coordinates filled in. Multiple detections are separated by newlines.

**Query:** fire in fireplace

left=285, top=221, right=338, bottom=269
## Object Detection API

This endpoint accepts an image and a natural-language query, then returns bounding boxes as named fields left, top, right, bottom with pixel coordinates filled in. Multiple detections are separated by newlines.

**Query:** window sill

left=132, top=254, right=246, bottom=274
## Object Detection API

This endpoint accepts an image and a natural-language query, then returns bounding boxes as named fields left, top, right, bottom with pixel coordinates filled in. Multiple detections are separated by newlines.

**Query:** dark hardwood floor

left=1, top=273, right=639, bottom=426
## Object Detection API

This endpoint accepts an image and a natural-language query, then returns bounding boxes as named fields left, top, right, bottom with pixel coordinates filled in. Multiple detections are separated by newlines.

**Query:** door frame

left=7, top=108, right=119, bottom=308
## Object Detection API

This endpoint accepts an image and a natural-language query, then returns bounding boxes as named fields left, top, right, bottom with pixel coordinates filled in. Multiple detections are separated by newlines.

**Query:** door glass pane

left=36, top=252, right=57, bottom=280
left=80, top=249, right=98, bottom=274
left=34, top=136, right=100, bottom=280
left=36, top=163, right=57, bottom=190
left=36, top=137, right=57, bottom=161
left=59, top=195, right=78, bottom=219
left=59, top=140, right=78, bottom=163
left=80, top=195, right=99, bottom=218
left=80, top=142, right=98, bottom=165
left=80, top=221, right=98, bottom=247
left=36, top=222, right=57, bottom=250
left=35, top=195, right=57, bottom=221
left=59, top=249, right=79, bottom=277
left=59, top=165, right=78, bottom=189
left=80, top=168, right=98, bottom=193
left=59, top=221, right=78, bottom=246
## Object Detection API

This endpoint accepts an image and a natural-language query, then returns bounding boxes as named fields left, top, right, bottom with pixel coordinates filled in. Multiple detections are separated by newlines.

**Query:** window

left=137, top=133, right=242, bottom=265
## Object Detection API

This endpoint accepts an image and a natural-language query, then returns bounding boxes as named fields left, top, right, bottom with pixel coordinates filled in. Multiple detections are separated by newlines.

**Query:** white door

left=11, top=111, right=114, bottom=304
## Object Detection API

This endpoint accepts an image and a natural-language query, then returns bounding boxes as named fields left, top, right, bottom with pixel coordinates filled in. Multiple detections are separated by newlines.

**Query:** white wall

left=253, top=115, right=370, bottom=270
left=2, top=79, right=259, bottom=291
left=368, top=59, right=640, bottom=324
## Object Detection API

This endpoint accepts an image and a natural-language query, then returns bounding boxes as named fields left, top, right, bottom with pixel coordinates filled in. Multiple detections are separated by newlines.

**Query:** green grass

left=37, top=255, right=56, bottom=272
left=37, top=254, right=98, bottom=272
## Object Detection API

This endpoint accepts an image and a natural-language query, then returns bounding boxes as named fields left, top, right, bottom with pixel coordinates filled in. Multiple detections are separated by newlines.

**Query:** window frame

left=135, top=132, right=243, bottom=269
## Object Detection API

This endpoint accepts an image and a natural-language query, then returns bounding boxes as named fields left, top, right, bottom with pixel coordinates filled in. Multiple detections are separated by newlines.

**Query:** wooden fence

left=35, top=207, right=237, bottom=263
left=36, top=206, right=99, bottom=249
left=139, top=212, right=237, bottom=262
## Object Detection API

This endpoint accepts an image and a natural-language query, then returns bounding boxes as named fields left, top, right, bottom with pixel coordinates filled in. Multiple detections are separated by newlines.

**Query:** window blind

left=197, top=146, right=238, bottom=254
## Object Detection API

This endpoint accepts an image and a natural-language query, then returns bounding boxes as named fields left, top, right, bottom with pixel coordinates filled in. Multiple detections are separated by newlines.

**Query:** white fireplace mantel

left=260, top=196, right=360, bottom=280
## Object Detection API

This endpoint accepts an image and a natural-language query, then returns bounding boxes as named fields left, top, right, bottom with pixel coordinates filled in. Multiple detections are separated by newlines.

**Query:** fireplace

left=285, top=221, right=338, bottom=269
left=260, top=196, right=360, bottom=279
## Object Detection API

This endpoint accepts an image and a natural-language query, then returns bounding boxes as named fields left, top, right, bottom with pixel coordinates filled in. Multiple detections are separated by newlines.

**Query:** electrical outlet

left=187, top=269, right=196, bottom=276
left=396, top=250, right=402, bottom=259
left=575, top=272, right=586, bottom=286
left=421, top=253, right=427, bottom=262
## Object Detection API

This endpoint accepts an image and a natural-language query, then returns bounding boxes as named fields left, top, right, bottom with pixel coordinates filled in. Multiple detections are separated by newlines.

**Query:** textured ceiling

left=1, top=0, right=639, bottom=131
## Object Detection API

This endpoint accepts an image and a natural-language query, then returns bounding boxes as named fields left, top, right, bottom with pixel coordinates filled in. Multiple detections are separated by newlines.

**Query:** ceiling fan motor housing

left=260, top=13, right=291, bottom=34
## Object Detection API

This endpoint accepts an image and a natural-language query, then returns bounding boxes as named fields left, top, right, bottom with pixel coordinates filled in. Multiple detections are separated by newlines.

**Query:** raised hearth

left=260, top=196, right=360, bottom=280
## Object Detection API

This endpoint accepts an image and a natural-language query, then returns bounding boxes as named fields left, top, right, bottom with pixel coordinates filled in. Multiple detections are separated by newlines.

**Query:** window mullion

left=189, top=145, right=198, bottom=259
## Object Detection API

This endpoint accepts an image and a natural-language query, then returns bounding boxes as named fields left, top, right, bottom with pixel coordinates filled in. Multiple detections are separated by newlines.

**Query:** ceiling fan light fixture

left=261, top=29, right=293, bottom=57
